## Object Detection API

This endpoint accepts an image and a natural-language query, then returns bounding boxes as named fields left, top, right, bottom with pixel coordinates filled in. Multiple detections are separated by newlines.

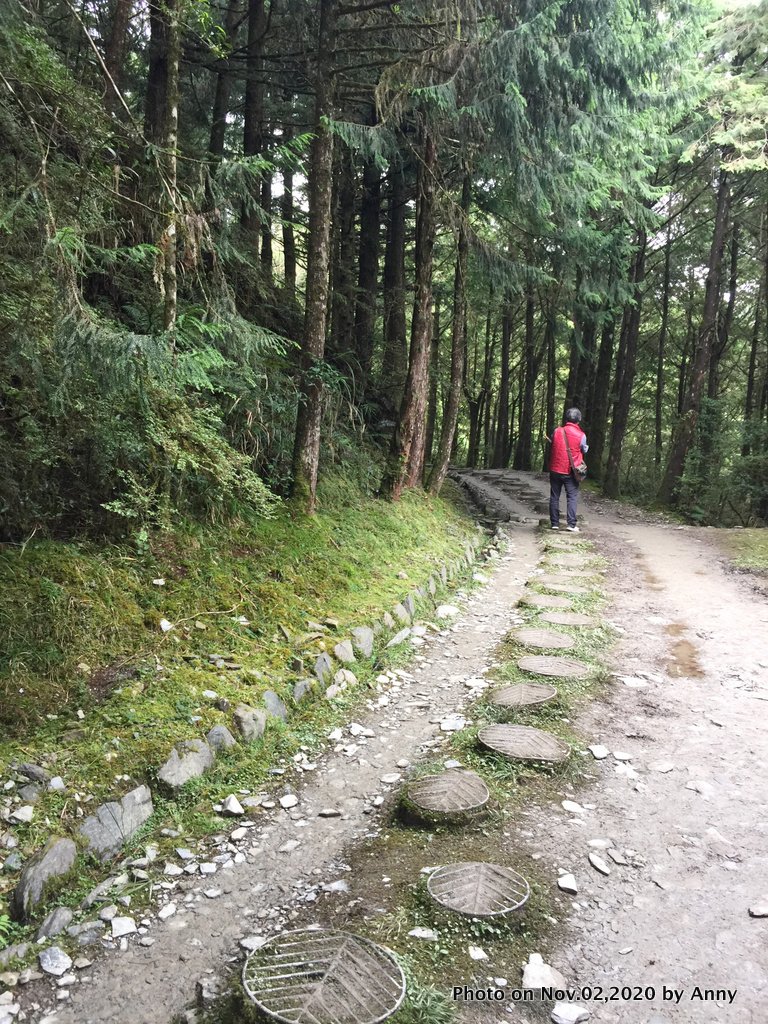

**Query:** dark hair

left=565, top=407, right=582, bottom=424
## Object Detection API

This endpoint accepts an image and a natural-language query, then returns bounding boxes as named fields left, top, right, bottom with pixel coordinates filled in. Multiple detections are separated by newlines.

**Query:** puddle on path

left=665, top=622, right=704, bottom=677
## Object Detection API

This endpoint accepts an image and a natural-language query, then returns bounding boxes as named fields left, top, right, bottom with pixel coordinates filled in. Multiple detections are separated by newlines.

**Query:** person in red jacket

left=549, top=408, right=588, bottom=532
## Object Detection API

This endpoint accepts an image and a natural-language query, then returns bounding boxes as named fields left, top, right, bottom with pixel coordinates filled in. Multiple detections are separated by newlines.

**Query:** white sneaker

left=566, top=525, right=580, bottom=533
left=550, top=525, right=559, bottom=530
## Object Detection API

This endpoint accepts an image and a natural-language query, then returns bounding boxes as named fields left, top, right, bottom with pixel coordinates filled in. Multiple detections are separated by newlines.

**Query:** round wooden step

left=405, top=769, right=489, bottom=816
left=517, top=655, right=591, bottom=679
left=427, top=861, right=530, bottom=917
left=539, top=581, right=590, bottom=595
left=520, top=592, right=572, bottom=609
left=512, top=627, right=575, bottom=651
left=488, top=682, right=558, bottom=708
left=478, top=723, right=570, bottom=762
left=541, top=611, right=599, bottom=627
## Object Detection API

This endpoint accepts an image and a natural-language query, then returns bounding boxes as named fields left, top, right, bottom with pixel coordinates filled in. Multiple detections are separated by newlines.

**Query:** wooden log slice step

left=540, top=565, right=599, bottom=579
left=546, top=554, right=591, bottom=568
left=427, top=861, right=530, bottom=917
left=478, top=723, right=570, bottom=762
left=517, top=655, right=591, bottom=679
left=538, top=581, right=590, bottom=595
left=537, top=574, right=594, bottom=589
left=242, top=928, right=406, bottom=1024
left=520, top=592, right=573, bottom=609
left=405, top=769, right=489, bottom=816
left=511, top=627, right=575, bottom=651
left=541, top=611, right=599, bottom=627
left=488, top=682, right=558, bottom=708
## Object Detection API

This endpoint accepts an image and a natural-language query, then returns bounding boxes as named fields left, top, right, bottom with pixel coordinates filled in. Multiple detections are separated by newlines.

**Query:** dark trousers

left=549, top=471, right=579, bottom=527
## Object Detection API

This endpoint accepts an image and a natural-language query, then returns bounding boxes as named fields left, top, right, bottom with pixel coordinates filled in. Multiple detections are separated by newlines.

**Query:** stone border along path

left=14, top=509, right=547, bottom=1024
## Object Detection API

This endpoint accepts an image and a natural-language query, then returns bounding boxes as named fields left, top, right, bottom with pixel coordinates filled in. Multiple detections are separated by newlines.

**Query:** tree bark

left=587, top=317, right=615, bottom=481
left=658, top=169, right=730, bottom=506
left=428, top=173, right=471, bottom=495
left=290, top=0, right=336, bottom=512
left=104, top=0, right=135, bottom=112
left=330, top=144, right=356, bottom=360
left=382, top=128, right=437, bottom=498
left=542, top=310, right=556, bottom=471
left=381, top=161, right=408, bottom=415
left=260, top=165, right=273, bottom=283
left=655, top=222, right=672, bottom=467
left=708, top=219, right=739, bottom=400
left=424, top=297, right=440, bottom=467
left=208, top=0, right=240, bottom=159
left=604, top=234, right=647, bottom=498
left=242, top=0, right=266, bottom=238
left=491, top=300, right=512, bottom=468
left=514, top=280, right=536, bottom=469
left=281, top=128, right=297, bottom=300
left=353, top=153, right=381, bottom=395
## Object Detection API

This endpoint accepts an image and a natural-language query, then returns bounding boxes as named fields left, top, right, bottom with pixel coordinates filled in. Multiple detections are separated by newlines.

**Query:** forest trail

left=33, top=474, right=768, bottom=1024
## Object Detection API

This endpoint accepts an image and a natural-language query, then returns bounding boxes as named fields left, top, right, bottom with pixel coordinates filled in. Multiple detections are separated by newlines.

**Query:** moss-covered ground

left=199, top=529, right=616, bottom=1024
left=0, top=477, right=481, bottom=944
left=716, top=527, right=768, bottom=575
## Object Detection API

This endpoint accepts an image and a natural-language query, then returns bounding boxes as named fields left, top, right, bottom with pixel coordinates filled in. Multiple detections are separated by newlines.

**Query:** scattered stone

left=393, top=603, right=411, bottom=625
left=350, top=627, right=375, bottom=658
left=293, top=679, right=315, bottom=702
left=18, top=764, right=50, bottom=784
left=38, top=947, right=72, bottom=978
left=199, top=863, right=217, bottom=875
left=158, top=740, right=214, bottom=792
left=613, top=751, right=632, bottom=761
left=278, top=840, right=300, bottom=854
left=748, top=902, right=768, bottom=918
left=333, top=640, right=356, bottom=664
left=386, top=628, right=411, bottom=648
left=78, top=786, right=153, bottom=861
left=439, top=714, right=466, bottom=732
left=648, top=761, right=675, bottom=773
left=221, top=795, right=244, bottom=816
left=522, top=953, right=567, bottom=990
left=36, top=906, right=74, bottom=941
left=408, top=927, right=438, bottom=941
left=206, top=725, right=237, bottom=752
left=1, top=853, right=23, bottom=873
left=588, top=853, right=610, bottom=876
left=561, top=800, right=584, bottom=814
left=588, top=745, right=609, bottom=760
left=551, top=1003, right=590, bottom=1024
left=318, top=808, right=341, bottom=818
left=18, top=969, right=42, bottom=985
left=17, top=784, right=41, bottom=804
left=468, top=945, right=488, bottom=961
left=314, top=653, right=334, bottom=684
left=48, top=776, right=66, bottom=793
left=263, top=690, right=288, bottom=721
left=380, top=774, right=401, bottom=785
left=73, top=958, right=92, bottom=970
left=240, top=935, right=267, bottom=952
left=279, top=794, right=298, bottom=809
left=8, top=806, right=33, bottom=825
left=233, top=704, right=267, bottom=743
left=111, top=916, right=137, bottom=938
left=436, top=605, right=459, bottom=619
left=10, top=837, right=77, bottom=921
left=203, top=888, right=222, bottom=899
left=157, top=903, right=176, bottom=921
left=65, top=920, right=105, bottom=947
left=557, top=874, right=578, bottom=895
left=607, top=849, right=629, bottom=866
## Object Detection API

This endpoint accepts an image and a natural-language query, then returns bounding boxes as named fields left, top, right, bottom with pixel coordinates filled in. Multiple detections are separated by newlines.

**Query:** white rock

left=159, top=618, right=173, bottom=632
left=164, top=862, right=183, bottom=876
left=522, top=953, right=567, bottom=990
left=440, top=714, right=466, bottom=733
left=648, top=760, right=675, bottom=773
left=230, top=826, right=248, bottom=841
left=588, top=853, right=610, bottom=876
left=111, top=917, right=137, bottom=938
left=557, top=873, right=578, bottom=895
left=561, top=800, right=584, bottom=814
left=278, top=840, right=300, bottom=854
left=199, top=862, right=217, bottom=874
left=749, top=902, right=768, bottom=918
left=468, top=945, right=488, bottom=961
left=607, top=849, right=628, bottom=866
left=380, top=774, right=401, bottom=785
left=221, top=795, right=244, bottom=816
left=588, top=745, right=609, bottom=760
left=327, top=728, right=343, bottom=741
left=408, top=927, right=438, bottom=941
left=435, top=605, right=460, bottom=619
left=612, top=751, right=632, bottom=761
left=551, top=1002, right=590, bottom=1023
left=38, top=947, right=73, bottom=977
left=157, top=903, right=176, bottom=921
left=9, top=806, right=33, bottom=825
left=279, top=794, right=298, bottom=809
left=240, top=935, right=267, bottom=952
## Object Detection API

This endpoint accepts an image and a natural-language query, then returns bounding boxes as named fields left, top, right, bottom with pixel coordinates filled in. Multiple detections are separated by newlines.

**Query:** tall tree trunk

left=260, top=165, right=273, bottom=283
left=144, top=0, right=169, bottom=143
left=330, top=145, right=356, bottom=360
left=677, top=269, right=695, bottom=416
left=587, top=317, right=616, bottom=481
left=743, top=235, right=766, bottom=455
left=382, top=128, right=437, bottom=498
left=428, top=174, right=471, bottom=495
left=290, top=0, right=336, bottom=512
left=658, top=169, right=730, bottom=506
left=655, top=223, right=673, bottom=466
left=708, top=219, right=739, bottom=400
left=514, top=281, right=536, bottom=469
left=542, top=311, right=556, bottom=471
left=380, top=161, right=408, bottom=414
left=492, top=301, right=512, bottom=468
left=242, top=0, right=266, bottom=239
left=424, top=298, right=440, bottom=467
left=208, top=0, right=240, bottom=159
left=281, top=128, right=297, bottom=300
left=353, top=152, right=381, bottom=396
left=604, top=235, right=648, bottom=497
left=104, top=0, right=135, bottom=112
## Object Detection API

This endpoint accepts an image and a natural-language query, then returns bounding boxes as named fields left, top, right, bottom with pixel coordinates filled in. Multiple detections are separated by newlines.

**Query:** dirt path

left=22, top=472, right=768, bottom=1024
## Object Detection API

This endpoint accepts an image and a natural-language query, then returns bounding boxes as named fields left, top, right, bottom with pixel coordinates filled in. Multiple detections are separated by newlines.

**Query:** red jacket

left=550, top=422, right=587, bottom=475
